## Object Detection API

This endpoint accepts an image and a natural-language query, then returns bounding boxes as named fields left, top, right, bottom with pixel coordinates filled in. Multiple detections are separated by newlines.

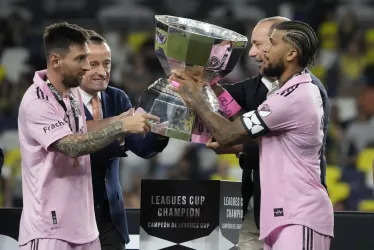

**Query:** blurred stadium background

left=1, top=0, right=374, bottom=213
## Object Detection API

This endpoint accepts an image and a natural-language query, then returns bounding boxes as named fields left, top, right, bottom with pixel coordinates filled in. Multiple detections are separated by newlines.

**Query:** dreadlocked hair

left=274, top=21, right=319, bottom=68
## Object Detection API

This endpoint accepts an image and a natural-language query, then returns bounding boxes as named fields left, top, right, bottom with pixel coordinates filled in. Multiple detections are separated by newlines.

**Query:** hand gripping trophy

left=137, top=15, right=248, bottom=143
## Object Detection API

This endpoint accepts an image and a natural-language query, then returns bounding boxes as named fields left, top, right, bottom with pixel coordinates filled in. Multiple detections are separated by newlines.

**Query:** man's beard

left=62, top=74, right=82, bottom=89
left=263, top=58, right=285, bottom=78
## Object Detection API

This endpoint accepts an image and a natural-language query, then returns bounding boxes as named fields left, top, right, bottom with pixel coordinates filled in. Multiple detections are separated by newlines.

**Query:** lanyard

left=44, top=76, right=80, bottom=133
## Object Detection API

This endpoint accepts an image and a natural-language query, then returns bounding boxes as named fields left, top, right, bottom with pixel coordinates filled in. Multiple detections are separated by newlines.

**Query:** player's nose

left=96, top=65, right=107, bottom=77
left=82, top=61, right=90, bottom=71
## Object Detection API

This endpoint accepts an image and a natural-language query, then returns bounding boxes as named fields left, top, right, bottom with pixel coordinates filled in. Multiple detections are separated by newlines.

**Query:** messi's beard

left=62, top=74, right=82, bottom=89
left=263, top=58, right=285, bottom=79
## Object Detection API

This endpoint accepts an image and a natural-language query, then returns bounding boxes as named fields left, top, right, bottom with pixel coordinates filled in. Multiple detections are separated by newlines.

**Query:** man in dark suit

left=79, top=30, right=169, bottom=250
left=208, top=17, right=330, bottom=250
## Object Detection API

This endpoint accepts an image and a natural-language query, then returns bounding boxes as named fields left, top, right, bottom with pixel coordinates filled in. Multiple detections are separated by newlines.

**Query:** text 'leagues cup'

left=137, top=15, right=248, bottom=143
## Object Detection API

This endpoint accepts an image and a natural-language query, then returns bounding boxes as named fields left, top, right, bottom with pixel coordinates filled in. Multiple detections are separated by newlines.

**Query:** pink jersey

left=17, top=70, right=98, bottom=245
left=240, top=73, right=334, bottom=240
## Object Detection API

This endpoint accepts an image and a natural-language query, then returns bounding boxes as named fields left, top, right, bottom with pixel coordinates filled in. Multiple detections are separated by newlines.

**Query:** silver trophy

left=137, top=15, right=248, bottom=143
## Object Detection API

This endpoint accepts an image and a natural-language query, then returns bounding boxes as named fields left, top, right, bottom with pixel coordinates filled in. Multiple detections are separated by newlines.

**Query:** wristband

left=217, top=90, right=241, bottom=118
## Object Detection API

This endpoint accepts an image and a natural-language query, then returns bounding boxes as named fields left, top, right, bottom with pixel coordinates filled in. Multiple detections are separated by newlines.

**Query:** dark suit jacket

left=83, top=86, right=169, bottom=244
left=223, top=69, right=330, bottom=229
left=222, top=74, right=268, bottom=227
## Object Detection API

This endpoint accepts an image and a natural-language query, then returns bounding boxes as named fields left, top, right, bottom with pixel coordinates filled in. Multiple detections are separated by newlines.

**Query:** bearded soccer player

left=17, top=22, right=158, bottom=250
left=169, top=21, right=333, bottom=250
left=209, top=16, right=330, bottom=250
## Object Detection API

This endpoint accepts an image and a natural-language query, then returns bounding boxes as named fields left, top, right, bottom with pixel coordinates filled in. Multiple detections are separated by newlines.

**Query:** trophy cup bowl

left=137, top=15, right=248, bottom=143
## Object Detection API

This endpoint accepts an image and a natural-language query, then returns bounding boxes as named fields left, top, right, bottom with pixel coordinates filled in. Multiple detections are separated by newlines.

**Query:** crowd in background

left=1, top=0, right=374, bottom=211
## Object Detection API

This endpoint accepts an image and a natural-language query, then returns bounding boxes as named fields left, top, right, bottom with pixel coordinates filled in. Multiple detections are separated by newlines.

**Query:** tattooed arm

left=86, top=109, right=134, bottom=132
left=187, top=95, right=252, bottom=146
left=51, top=120, right=125, bottom=158
left=229, top=111, right=245, bottom=121
left=86, top=117, right=118, bottom=133
left=170, top=71, right=299, bottom=148
left=51, top=112, right=159, bottom=158
left=169, top=73, right=253, bottom=147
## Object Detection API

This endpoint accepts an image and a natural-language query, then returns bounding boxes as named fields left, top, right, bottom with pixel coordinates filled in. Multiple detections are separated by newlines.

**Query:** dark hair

left=43, top=22, right=88, bottom=57
left=274, top=20, right=319, bottom=67
left=86, top=29, right=107, bottom=44
left=259, top=16, right=290, bottom=36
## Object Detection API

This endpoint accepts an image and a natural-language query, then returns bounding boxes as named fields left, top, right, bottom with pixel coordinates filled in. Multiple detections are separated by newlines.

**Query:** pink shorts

left=264, top=225, right=331, bottom=250
left=19, top=238, right=101, bottom=250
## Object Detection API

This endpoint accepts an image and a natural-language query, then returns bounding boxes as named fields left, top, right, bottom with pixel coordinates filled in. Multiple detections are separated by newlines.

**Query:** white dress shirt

left=79, top=88, right=126, bottom=146
left=261, top=77, right=279, bottom=97
left=78, top=88, right=103, bottom=118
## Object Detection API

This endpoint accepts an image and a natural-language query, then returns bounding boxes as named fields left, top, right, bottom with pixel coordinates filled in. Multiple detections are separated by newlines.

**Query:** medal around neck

left=137, top=15, right=248, bottom=143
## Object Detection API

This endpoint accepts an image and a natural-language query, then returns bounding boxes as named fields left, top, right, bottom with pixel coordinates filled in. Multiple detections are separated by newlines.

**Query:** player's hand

left=153, top=121, right=169, bottom=136
left=115, top=108, right=135, bottom=144
left=120, top=113, right=160, bottom=136
left=168, top=70, right=204, bottom=107
left=206, top=139, right=242, bottom=155
left=135, top=107, right=168, bottom=136
left=206, top=138, right=221, bottom=150
left=117, top=108, right=135, bottom=120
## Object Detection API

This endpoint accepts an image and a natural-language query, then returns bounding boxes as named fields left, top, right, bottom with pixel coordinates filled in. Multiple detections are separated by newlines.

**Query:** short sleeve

left=25, top=99, right=73, bottom=151
left=240, top=93, right=298, bottom=138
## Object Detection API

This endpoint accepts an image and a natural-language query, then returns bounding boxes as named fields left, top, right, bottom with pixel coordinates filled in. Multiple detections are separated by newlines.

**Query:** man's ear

left=286, top=48, right=298, bottom=63
left=49, top=53, right=61, bottom=69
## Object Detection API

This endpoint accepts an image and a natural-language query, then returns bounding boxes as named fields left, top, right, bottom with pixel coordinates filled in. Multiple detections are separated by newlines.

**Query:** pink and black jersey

left=240, top=73, right=334, bottom=240
left=18, top=70, right=98, bottom=245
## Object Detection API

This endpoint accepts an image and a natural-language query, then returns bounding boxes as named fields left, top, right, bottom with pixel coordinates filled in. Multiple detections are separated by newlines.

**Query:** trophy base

left=163, top=128, right=191, bottom=142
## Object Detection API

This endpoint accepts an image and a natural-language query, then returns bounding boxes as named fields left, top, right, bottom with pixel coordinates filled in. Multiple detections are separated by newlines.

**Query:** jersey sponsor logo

left=258, top=104, right=272, bottom=117
left=242, top=111, right=264, bottom=135
left=43, top=120, right=66, bottom=133
left=279, top=84, right=299, bottom=97
left=273, top=208, right=284, bottom=217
